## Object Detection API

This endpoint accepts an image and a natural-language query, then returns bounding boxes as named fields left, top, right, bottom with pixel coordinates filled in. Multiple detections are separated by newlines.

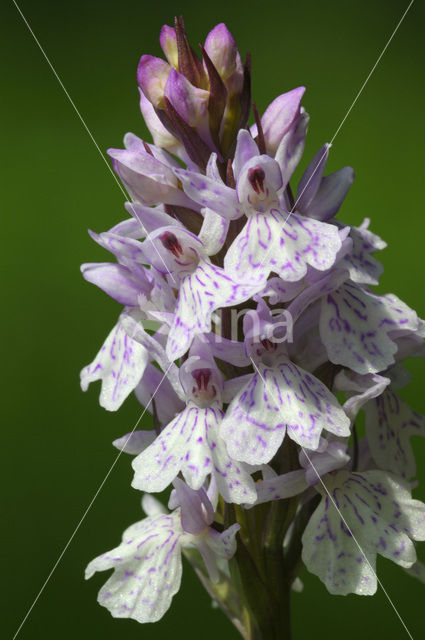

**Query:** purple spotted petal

left=166, top=258, right=259, bottom=361
left=220, top=359, right=350, bottom=464
left=302, top=470, right=425, bottom=595
left=365, top=389, right=425, bottom=479
left=120, top=310, right=181, bottom=398
left=203, top=523, right=240, bottom=567
left=138, top=225, right=206, bottom=278
left=224, top=210, right=342, bottom=286
left=320, top=283, right=420, bottom=375
left=146, top=269, right=177, bottom=314
left=340, top=219, right=386, bottom=285
left=195, top=522, right=241, bottom=583
left=80, top=318, right=149, bottom=411
left=85, top=511, right=183, bottom=623
left=287, top=269, right=348, bottom=324
left=131, top=403, right=257, bottom=504
left=236, top=155, right=283, bottom=209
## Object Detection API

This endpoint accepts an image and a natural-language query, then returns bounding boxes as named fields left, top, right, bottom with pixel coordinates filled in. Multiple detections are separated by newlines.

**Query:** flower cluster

left=82, top=18, right=425, bottom=636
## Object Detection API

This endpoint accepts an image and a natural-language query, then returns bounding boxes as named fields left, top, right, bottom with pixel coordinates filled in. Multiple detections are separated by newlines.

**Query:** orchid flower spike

left=81, top=17, right=425, bottom=638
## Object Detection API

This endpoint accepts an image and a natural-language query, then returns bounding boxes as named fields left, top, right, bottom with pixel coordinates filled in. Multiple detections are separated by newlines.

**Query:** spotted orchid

left=86, top=480, right=239, bottom=622
left=219, top=300, right=351, bottom=464
left=175, top=130, right=344, bottom=287
left=81, top=18, right=425, bottom=640
left=131, top=341, right=257, bottom=503
left=302, top=469, right=425, bottom=595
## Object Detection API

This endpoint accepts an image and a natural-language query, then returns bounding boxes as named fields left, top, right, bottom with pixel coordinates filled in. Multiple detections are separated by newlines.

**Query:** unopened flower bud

left=204, top=23, right=238, bottom=81
left=258, top=87, right=306, bottom=155
left=164, top=68, right=209, bottom=129
left=137, top=55, right=171, bottom=109
left=160, top=24, right=178, bottom=68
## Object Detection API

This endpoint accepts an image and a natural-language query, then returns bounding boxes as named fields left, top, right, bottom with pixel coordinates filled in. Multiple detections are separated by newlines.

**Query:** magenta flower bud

left=164, top=68, right=209, bottom=128
left=204, top=23, right=238, bottom=81
left=258, top=87, right=306, bottom=155
left=159, top=24, right=178, bottom=68
left=137, top=55, right=171, bottom=109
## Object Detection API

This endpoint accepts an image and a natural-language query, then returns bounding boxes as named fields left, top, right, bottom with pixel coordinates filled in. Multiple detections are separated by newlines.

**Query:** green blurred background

left=2, top=0, right=425, bottom=638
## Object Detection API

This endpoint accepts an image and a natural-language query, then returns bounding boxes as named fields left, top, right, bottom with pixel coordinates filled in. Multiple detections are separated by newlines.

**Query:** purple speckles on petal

left=220, top=357, right=350, bottom=465
left=80, top=320, right=149, bottom=411
left=365, top=389, right=425, bottom=480
left=132, top=402, right=256, bottom=504
left=302, top=469, right=425, bottom=595
left=225, top=209, right=342, bottom=287
left=320, top=283, right=419, bottom=375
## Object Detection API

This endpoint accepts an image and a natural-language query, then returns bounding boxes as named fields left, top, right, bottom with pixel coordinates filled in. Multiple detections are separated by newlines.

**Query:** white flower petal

left=166, top=259, right=258, bottom=361
left=80, top=319, right=148, bottom=411
left=85, top=513, right=183, bottom=623
left=225, top=211, right=342, bottom=286
left=365, top=389, right=425, bottom=479
left=320, top=283, right=419, bottom=374
left=220, top=360, right=350, bottom=465
left=132, top=404, right=256, bottom=504
left=302, top=470, right=425, bottom=595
